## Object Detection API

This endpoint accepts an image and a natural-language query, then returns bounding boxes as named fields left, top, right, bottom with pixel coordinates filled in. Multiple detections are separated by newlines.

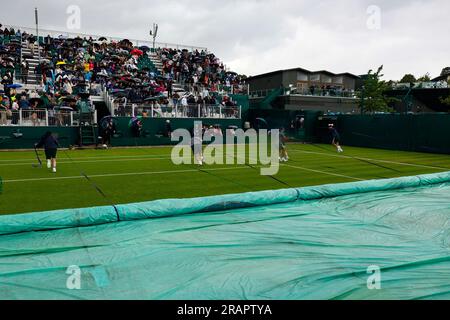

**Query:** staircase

left=259, top=87, right=284, bottom=109
left=148, top=52, right=185, bottom=93
left=149, top=52, right=164, bottom=74
left=79, top=123, right=97, bottom=146
left=18, top=41, right=42, bottom=90
left=78, top=113, right=97, bottom=147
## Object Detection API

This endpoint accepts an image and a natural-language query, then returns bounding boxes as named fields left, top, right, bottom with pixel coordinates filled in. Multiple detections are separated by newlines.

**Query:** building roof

left=247, top=68, right=360, bottom=80
left=432, top=74, right=450, bottom=82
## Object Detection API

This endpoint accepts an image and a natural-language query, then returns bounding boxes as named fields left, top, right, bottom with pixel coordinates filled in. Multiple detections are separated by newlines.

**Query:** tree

left=358, top=65, right=396, bottom=113
left=385, top=80, right=395, bottom=89
left=399, top=74, right=417, bottom=83
left=440, top=95, right=450, bottom=106
left=440, top=67, right=450, bottom=77
left=417, top=73, right=431, bottom=82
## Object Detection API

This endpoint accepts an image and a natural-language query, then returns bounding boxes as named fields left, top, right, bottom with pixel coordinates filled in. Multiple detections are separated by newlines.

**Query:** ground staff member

left=35, top=131, right=59, bottom=173
left=279, top=128, right=289, bottom=162
left=329, top=124, right=343, bottom=153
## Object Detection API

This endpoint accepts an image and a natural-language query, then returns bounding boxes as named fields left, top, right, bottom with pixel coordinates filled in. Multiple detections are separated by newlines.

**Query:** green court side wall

left=0, top=95, right=249, bottom=149
left=0, top=118, right=243, bottom=149
left=331, top=114, right=450, bottom=154
left=230, top=94, right=250, bottom=121
left=111, top=117, right=242, bottom=147
left=246, top=109, right=321, bottom=142
left=0, top=127, right=79, bottom=149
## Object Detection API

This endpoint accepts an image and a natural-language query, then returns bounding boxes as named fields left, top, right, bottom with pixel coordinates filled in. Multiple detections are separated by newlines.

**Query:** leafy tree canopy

left=358, top=65, right=396, bottom=113
left=400, top=74, right=417, bottom=83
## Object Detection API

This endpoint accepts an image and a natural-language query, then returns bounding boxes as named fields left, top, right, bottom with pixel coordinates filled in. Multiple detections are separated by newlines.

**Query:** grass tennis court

left=1, top=143, right=450, bottom=215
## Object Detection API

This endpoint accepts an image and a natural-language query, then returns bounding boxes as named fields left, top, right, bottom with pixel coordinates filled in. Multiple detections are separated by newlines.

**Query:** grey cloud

left=1, top=0, right=449, bottom=80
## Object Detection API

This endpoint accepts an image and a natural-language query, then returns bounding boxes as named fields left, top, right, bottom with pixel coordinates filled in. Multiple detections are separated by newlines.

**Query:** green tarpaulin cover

left=0, top=172, right=449, bottom=299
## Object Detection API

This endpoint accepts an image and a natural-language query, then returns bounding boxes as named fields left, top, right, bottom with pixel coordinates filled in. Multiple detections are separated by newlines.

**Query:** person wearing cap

left=165, top=120, right=172, bottom=138
left=328, top=124, right=343, bottom=153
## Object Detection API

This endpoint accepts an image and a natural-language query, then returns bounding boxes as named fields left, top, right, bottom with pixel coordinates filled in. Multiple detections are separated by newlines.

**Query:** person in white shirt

left=202, top=88, right=209, bottom=99
left=63, top=79, right=73, bottom=95
left=11, top=98, right=20, bottom=125
left=181, top=96, right=188, bottom=117
left=153, top=101, right=163, bottom=117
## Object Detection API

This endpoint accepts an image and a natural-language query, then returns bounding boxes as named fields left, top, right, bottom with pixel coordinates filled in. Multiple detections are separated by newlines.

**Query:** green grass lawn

left=1, top=143, right=449, bottom=215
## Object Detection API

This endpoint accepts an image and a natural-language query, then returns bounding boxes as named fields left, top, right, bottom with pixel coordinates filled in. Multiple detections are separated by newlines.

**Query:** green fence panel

left=316, top=114, right=450, bottom=154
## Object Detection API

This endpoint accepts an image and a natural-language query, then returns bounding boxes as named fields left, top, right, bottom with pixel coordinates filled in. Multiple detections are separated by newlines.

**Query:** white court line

left=0, top=154, right=169, bottom=162
left=0, top=144, right=249, bottom=162
left=236, top=154, right=364, bottom=182
left=289, top=149, right=449, bottom=171
left=0, top=152, right=268, bottom=166
left=2, top=166, right=253, bottom=183
left=0, top=149, right=251, bottom=164
left=281, top=163, right=364, bottom=181
left=3, top=159, right=364, bottom=184
left=2, top=146, right=448, bottom=170
left=0, top=150, right=266, bottom=166
left=0, top=157, right=172, bottom=166
left=4, top=149, right=446, bottom=184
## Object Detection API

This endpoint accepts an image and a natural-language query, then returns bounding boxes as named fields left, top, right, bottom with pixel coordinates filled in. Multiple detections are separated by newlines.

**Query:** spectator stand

left=1, top=23, right=247, bottom=148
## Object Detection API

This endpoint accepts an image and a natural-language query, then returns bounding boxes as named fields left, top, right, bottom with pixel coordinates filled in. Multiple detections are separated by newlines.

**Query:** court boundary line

left=3, top=162, right=365, bottom=184
left=0, top=149, right=450, bottom=170
left=0, top=157, right=172, bottom=166
left=242, top=154, right=364, bottom=182
left=3, top=148, right=447, bottom=171
left=2, top=166, right=253, bottom=183
left=0, top=154, right=170, bottom=162
left=3, top=148, right=448, bottom=183
left=280, top=163, right=365, bottom=181
left=289, top=149, right=450, bottom=171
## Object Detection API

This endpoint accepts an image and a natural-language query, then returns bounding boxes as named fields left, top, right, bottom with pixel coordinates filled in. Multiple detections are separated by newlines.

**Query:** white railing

left=178, top=83, right=249, bottom=96
left=249, top=87, right=358, bottom=99
left=140, top=104, right=240, bottom=119
left=111, top=102, right=241, bottom=119
left=0, top=108, right=97, bottom=127
left=393, top=81, right=449, bottom=90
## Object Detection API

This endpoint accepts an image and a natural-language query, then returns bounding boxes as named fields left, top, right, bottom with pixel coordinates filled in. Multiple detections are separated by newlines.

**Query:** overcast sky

left=1, top=0, right=448, bottom=80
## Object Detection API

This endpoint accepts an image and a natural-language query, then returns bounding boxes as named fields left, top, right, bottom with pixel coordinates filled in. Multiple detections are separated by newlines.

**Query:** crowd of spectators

left=115, top=91, right=240, bottom=119
left=1, top=25, right=21, bottom=97
left=1, top=23, right=244, bottom=125
left=158, top=48, right=248, bottom=95
left=308, top=85, right=355, bottom=97
left=0, top=87, right=96, bottom=126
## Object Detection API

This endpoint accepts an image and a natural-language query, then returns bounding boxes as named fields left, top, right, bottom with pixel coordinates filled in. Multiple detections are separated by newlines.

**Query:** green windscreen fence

left=0, top=171, right=450, bottom=299
left=317, top=114, right=450, bottom=154
left=247, top=109, right=321, bottom=142
left=0, top=117, right=242, bottom=149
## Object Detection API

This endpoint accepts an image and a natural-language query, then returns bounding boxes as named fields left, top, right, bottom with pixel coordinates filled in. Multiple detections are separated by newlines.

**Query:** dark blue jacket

left=330, top=128, right=340, bottom=140
left=36, top=133, right=59, bottom=149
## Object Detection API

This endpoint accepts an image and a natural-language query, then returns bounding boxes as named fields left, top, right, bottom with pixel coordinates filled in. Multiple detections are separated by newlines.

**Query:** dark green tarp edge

left=0, top=171, right=449, bottom=236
